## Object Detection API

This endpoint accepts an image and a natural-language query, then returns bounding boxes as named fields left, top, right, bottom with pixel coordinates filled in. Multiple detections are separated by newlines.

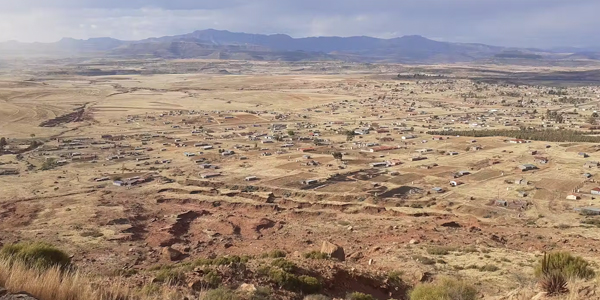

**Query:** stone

left=238, top=283, right=257, bottom=293
left=413, top=271, right=433, bottom=283
left=320, top=241, right=345, bottom=261
left=162, top=246, right=183, bottom=261
left=0, top=292, right=39, bottom=300
left=441, top=221, right=461, bottom=228
left=409, top=239, right=419, bottom=245
left=348, top=251, right=364, bottom=261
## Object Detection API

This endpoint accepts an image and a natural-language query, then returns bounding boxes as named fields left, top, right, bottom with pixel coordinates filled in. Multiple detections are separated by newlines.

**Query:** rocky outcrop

left=320, top=241, right=345, bottom=261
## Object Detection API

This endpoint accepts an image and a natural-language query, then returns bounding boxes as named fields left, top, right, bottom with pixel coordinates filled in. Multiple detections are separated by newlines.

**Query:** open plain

left=2, top=59, right=600, bottom=299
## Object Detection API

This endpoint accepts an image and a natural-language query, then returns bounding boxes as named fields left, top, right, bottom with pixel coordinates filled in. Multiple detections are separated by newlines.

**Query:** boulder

left=162, top=246, right=183, bottom=261
left=320, top=241, right=345, bottom=261
left=0, top=292, right=39, bottom=300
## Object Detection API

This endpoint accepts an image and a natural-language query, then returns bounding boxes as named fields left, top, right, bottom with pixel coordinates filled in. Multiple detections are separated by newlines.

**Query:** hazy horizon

left=1, top=0, right=599, bottom=49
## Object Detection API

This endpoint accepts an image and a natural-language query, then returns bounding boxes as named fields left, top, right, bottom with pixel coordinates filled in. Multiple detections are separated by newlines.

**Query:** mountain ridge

left=0, top=29, right=597, bottom=63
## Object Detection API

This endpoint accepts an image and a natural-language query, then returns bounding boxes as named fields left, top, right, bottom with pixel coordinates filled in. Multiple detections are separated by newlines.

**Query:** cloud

left=0, top=0, right=598, bottom=48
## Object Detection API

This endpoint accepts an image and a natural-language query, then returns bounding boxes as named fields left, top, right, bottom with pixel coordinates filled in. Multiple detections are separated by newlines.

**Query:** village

left=2, top=61, right=600, bottom=299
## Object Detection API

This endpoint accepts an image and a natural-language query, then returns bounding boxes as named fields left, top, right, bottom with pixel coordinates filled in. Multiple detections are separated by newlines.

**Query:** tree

left=287, top=130, right=295, bottom=137
left=332, top=152, right=343, bottom=161
left=588, top=115, right=597, bottom=125
left=345, top=130, right=356, bottom=142
left=41, top=158, right=56, bottom=171
left=0, top=137, right=6, bottom=150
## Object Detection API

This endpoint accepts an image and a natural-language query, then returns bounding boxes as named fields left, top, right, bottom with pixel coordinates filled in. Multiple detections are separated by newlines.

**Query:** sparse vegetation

left=0, top=242, right=71, bottom=271
left=346, top=292, right=376, bottom=300
left=154, top=267, right=186, bottom=284
left=410, top=277, right=477, bottom=300
left=427, top=246, right=452, bottom=255
left=303, top=251, right=330, bottom=260
left=203, top=287, right=240, bottom=300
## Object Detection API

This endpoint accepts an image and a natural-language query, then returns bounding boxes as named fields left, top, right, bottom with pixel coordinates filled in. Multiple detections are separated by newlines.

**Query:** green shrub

left=256, top=265, right=272, bottom=276
left=387, top=271, right=404, bottom=287
left=250, top=286, right=272, bottom=300
left=194, top=258, right=215, bottom=266
left=204, top=287, right=240, bottom=300
left=303, top=251, right=329, bottom=260
left=478, top=264, right=500, bottom=272
left=213, top=255, right=245, bottom=265
left=298, top=275, right=322, bottom=294
left=0, top=242, right=71, bottom=270
left=268, top=268, right=299, bottom=290
left=155, top=268, right=185, bottom=284
left=534, top=252, right=595, bottom=280
left=304, top=295, right=331, bottom=300
left=204, top=270, right=222, bottom=288
left=268, top=250, right=287, bottom=258
left=410, top=277, right=477, bottom=300
left=346, top=292, right=376, bottom=300
left=271, top=258, right=297, bottom=272
left=427, top=247, right=451, bottom=255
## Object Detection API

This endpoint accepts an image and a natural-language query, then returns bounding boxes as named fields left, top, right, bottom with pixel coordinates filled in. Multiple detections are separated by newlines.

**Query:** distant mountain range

left=1, top=29, right=598, bottom=63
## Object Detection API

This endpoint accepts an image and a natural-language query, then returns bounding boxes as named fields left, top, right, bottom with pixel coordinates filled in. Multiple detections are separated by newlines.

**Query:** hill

left=1, top=29, right=599, bottom=63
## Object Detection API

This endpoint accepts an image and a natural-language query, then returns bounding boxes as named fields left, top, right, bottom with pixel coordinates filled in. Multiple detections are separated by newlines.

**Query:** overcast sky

left=0, top=0, right=599, bottom=48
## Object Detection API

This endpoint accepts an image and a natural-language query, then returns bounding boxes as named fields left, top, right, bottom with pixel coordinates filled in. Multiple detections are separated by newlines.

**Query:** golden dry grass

left=0, top=258, right=200, bottom=300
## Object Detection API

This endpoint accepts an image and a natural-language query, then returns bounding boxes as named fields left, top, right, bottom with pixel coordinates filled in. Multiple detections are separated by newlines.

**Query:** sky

left=0, top=0, right=599, bottom=48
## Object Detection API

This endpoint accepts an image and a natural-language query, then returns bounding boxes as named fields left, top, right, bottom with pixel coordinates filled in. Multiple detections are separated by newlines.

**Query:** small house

left=415, top=148, right=433, bottom=154
left=518, top=164, right=537, bottom=172
left=245, top=176, right=259, bottom=181
left=200, top=173, right=221, bottom=179
left=386, top=159, right=403, bottom=166
left=370, top=162, right=388, bottom=168
left=584, top=161, right=599, bottom=168
left=449, top=180, right=464, bottom=187
left=495, top=200, right=508, bottom=207
left=576, top=207, right=600, bottom=215
left=432, top=187, right=445, bottom=193
left=566, top=194, right=580, bottom=200
left=518, top=191, right=528, bottom=197
left=591, top=187, right=600, bottom=195
left=515, top=178, right=529, bottom=185
left=579, top=152, right=590, bottom=158
left=301, top=179, right=318, bottom=185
